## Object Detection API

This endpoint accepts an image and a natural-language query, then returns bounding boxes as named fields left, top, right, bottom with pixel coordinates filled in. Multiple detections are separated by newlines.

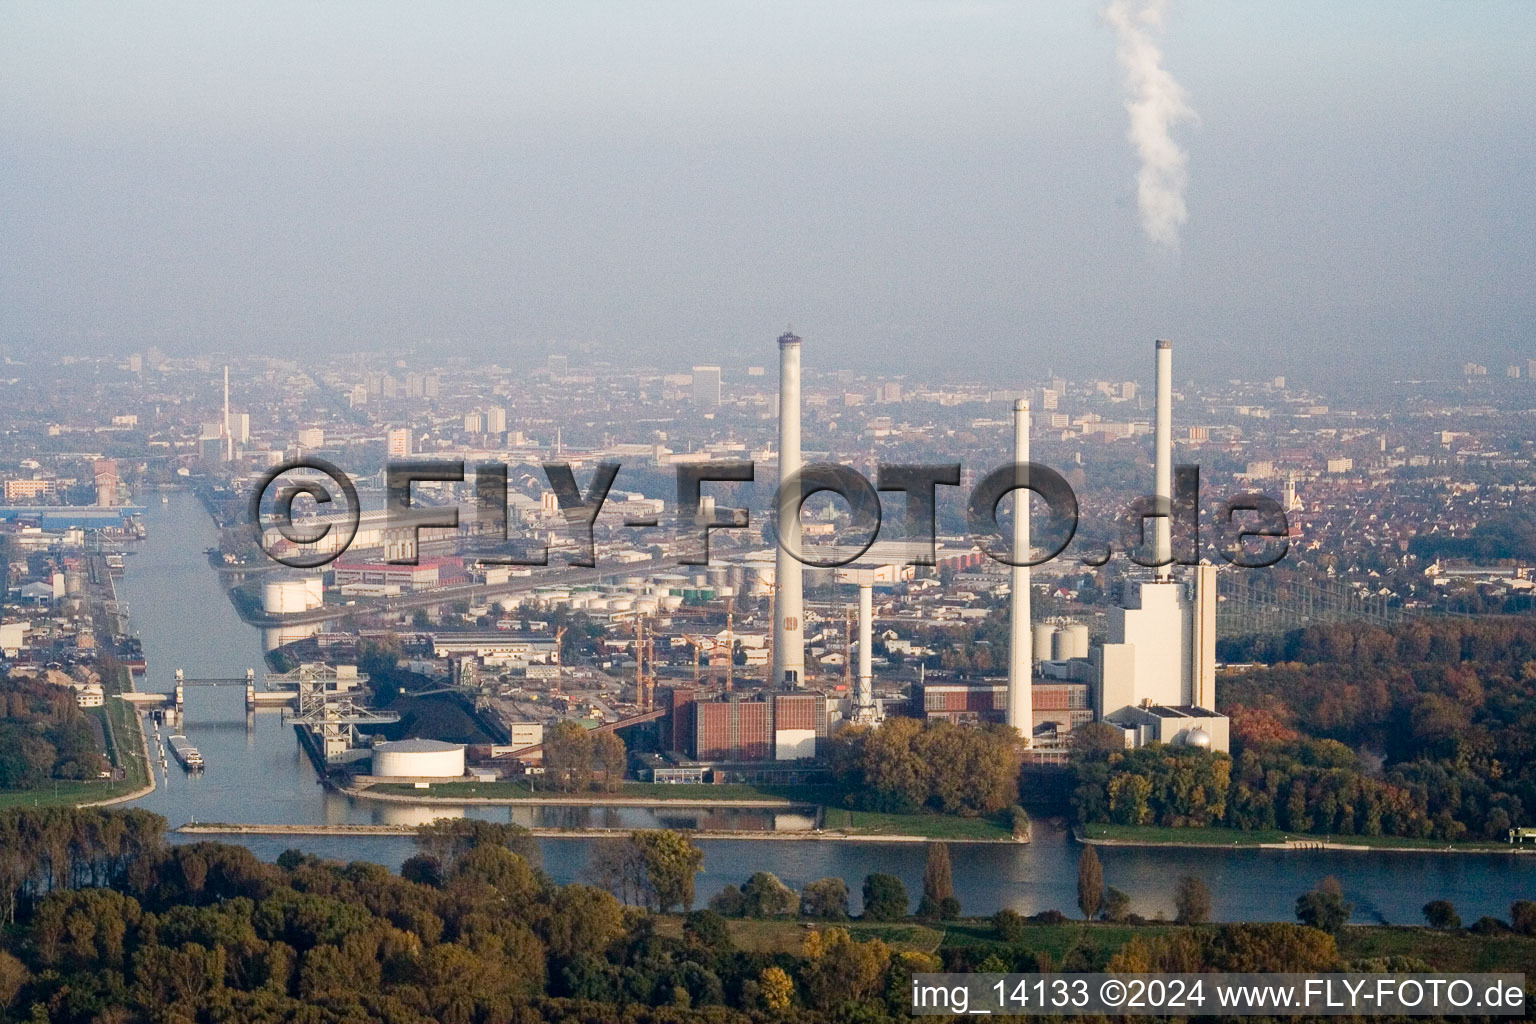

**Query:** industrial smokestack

left=1154, top=339, right=1173, bottom=580
left=856, top=579, right=873, bottom=719
left=772, top=330, right=806, bottom=688
left=223, top=365, right=232, bottom=462
left=1007, top=398, right=1032, bottom=742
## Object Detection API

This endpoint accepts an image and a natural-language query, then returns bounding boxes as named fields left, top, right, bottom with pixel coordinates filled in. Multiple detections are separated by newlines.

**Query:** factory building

left=1088, top=341, right=1229, bottom=752
left=662, top=687, right=828, bottom=763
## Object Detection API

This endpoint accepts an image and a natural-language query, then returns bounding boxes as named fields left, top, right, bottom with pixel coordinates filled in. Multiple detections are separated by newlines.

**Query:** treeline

left=3, top=807, right=1529, bottom=1023
left=0, top=808, right=947, bottom=1023
left=0, top=674, right=108, bottom=789
left=828, top=717, right=1022, bottom=816
left=1080, top=620, right=1536, bottom=840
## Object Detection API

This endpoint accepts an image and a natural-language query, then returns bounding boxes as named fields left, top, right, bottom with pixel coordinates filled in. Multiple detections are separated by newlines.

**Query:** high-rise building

left=485, top=406, right=507, bottom=433
left=297, top=427, right=325, bottom=449
left=387, top=428, right=413, bottom=458
left=691, top=365, right=722, bottom=407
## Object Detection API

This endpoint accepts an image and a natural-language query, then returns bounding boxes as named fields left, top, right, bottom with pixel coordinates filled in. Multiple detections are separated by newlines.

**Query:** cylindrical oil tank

left=635, top=597, right=659, bottom=615
left=371, top=739, right=465, bottom=778
left=660, top=595, right=684, bottom=612
left=264, top=579, right=322, bottom=614
left=608, top=598, right=634, bottom=612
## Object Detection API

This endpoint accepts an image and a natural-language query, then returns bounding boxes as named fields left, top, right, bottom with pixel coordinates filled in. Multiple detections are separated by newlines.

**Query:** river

left=117, top=492, right=1536, bottom=923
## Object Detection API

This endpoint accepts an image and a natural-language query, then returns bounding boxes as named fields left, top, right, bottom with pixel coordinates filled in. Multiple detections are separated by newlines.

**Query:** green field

left=825, top=807, right=1016, bottom=841
left=1077, top=822, right=1518, bottom=852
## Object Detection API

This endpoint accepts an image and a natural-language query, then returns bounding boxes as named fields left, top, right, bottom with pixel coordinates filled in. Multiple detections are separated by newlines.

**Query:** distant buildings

left=691, top=365, right=722, bottom=408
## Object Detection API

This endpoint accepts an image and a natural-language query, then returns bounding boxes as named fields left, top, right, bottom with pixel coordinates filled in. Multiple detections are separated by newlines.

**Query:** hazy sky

left=3, top=2, right=1532, bottom=381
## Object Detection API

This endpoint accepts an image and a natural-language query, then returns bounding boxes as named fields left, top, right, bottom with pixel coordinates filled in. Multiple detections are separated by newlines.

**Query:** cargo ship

left=167, top=734, right=204, bottom=772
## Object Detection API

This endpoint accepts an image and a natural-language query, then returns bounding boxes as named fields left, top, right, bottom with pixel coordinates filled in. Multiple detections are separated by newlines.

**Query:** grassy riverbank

left=0, top=666, right=153, bottom=810
left=1077, top=822, right=1521, bottom=853
left=358, top=779, right=1020, bottom=841
left=366, top=780, right=837, bottom=803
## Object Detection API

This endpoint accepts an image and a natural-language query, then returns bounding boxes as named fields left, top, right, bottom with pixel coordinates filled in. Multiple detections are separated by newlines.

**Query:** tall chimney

left=1007, top=398, right=1032, bottom=742
left=856, top=579, right=874, bottom=719
left=772, top=330, right=806, bottom=688
left=223, top=365, right=233, bottom=462
left=1154, top=339, right=1173, bottom=580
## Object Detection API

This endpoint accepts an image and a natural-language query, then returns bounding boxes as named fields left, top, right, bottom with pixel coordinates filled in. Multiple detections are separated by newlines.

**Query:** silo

left=1063, top=622, right=1090, bottom=659
left=1032, top=623, right=1056, bottom=664
left=1051, top=628, right=1073, bottom=662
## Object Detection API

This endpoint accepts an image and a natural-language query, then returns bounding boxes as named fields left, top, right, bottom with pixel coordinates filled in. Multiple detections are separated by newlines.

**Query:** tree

left=740, top=871, right=797, bottom=918
left=1104, top=887, right=1132, bottom=923
left=1510, top=900, right=1536, bottom=936
left=918, top=843, right=958, bottom=919
left=1294, top=877, right=1352, bottom=935
left=1076, top=846, right=1104, bottom=921
left=1174, top=876, right=1211, bottom=925
left=542, top=720, right=596, bottom=792
left=545, top=884, right=626, bottom=959
left=708, top=884, right=746, bottom=917
left=1423, top=900, right=1461, bottom=929
left=800, top=877, right=850, bottom=920
left=801, top=927, right=892, bottom=1010
left=682, top=909, right=733, bottom=951
left=591, top=732, right=627, bottom=792
left=758, top=966, right=794, bottom=1012
left=629, top=830, right=703, bottom=912
left=862, top=873, right=909, bottom=921
left=992, top=908, right=1027, bottom=943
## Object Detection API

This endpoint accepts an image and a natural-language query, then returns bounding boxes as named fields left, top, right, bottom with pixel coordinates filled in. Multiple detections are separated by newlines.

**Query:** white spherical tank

left=1184, top=728, right=1212, bottom=749
left=372, top=739, right=465, bottom=778
left=497, top=597, right=519, bottom=613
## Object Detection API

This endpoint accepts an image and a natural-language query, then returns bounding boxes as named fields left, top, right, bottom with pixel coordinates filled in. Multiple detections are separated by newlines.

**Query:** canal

left=118, top=492, right=1536, bottom=923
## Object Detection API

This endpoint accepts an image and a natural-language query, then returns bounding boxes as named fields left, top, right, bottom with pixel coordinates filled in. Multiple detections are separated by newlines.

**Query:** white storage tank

left=1062, top=622, right=1090, bottom=659
left=608, top=598, right=634, bottom=612
left=497, top=597, right=520, bottom=613
left=1032, top=623, right=1056, bottom=663
left=660, top=595, right=684, bottom=612
left=263, top=579, right=323, bottom=615
left=371, top=738, right=466, bottom=778
left=1050, top=629, right=1073, bottom=662
left=635, top=598, right=659, bottom=615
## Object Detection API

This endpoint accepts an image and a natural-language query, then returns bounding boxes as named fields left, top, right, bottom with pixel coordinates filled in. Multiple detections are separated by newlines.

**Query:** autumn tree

left=917, top=843, right=958, bottom=919
left=1174, top=875, right=1212, bottom=925
left=800, top=877, right=850, bottom=920
left=629, top=829, right=703, bottom=912
left=1076, top=845, right=1104, bottom=921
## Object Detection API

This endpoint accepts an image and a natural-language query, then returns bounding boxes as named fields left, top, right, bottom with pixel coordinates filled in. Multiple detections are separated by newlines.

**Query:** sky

left=2, top=1, right=1532, bottom=382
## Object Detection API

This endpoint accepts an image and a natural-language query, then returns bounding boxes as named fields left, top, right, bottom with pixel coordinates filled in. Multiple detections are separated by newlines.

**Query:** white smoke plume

left=1105, top=0, right=1197, bottom=249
